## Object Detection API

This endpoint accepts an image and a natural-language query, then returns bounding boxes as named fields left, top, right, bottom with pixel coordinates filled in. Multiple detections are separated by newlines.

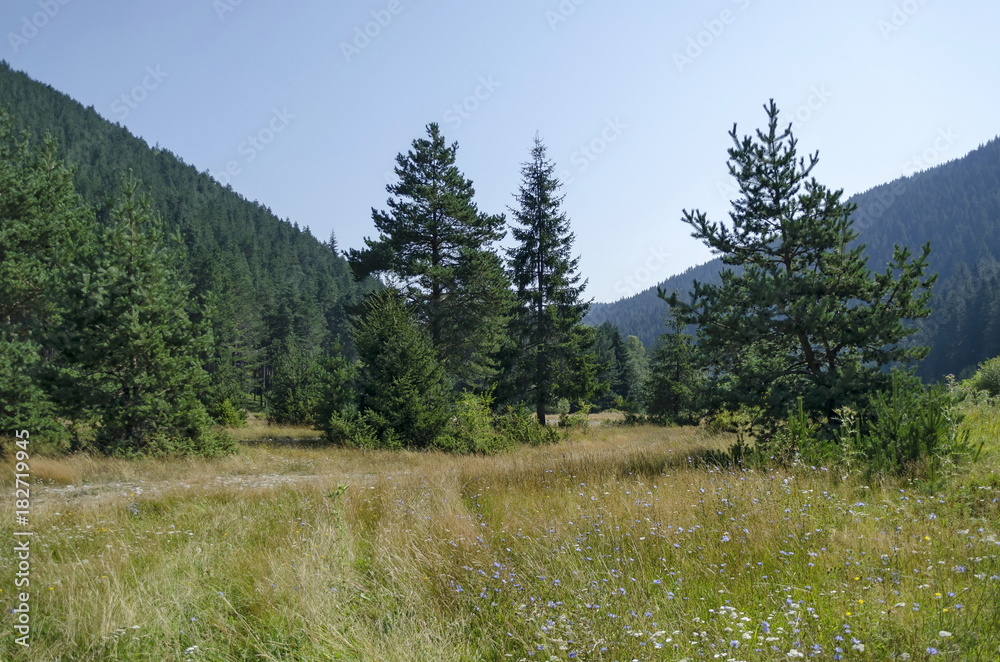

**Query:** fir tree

left=349, top=289, right=453, bottom=448
left=53, top=175, right=234, bottom=456
left=267, top=336, right=323, bottom=425
left=505, top=135, right=599, bottom=425
left=668, top=101, right=935, bottom=428
left=348, top=123, right=509, bottom=389
left=0, top=113, right=93, bottom=444
left=643, top=317, right=702, bottom=424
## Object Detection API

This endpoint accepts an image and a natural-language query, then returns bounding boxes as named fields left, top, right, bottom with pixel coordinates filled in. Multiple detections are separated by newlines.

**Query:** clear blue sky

left=4, top=0, right=998, bottom=302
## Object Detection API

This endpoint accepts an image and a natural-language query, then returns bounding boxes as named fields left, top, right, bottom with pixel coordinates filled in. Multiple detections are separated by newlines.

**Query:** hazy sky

left=4, top=0, right=998, bottom=302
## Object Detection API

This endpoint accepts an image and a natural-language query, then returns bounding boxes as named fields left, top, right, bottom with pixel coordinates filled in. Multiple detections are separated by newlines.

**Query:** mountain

left=0, top=60, right=375, bottom=404
left=586, top=137, right=1000, bottom=380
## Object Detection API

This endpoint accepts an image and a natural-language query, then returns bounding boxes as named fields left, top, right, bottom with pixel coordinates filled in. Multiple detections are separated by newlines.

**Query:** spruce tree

left=668, top=101, right=935, bottom=428
left=348, top=289, right=453, bottom=448
left=643, top=320, right=702, bottom=424
left=348, top=123, right=510, bottom=389
left=53, top=175, right=234, bottom=456
left=266, top=336, right=323, bottom=425
left=505, top=135, right=599, bottom=425
left=0, top=114, right=93, bottom=444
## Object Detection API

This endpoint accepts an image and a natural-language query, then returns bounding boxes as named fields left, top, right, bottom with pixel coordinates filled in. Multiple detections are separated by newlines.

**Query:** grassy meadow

left=3, top=409, right=1000, bottom=661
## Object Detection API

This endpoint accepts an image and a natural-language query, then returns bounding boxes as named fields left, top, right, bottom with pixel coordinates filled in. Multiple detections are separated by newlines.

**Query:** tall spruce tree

left=53, top=175, right=234, bottom=456
left=668, top=101, right=935, bottom=428
left=0, top=114, right=93, bottom=444
left=506, top=135, right=599, bottom=425
left=348, top=123, right=510, bottom=390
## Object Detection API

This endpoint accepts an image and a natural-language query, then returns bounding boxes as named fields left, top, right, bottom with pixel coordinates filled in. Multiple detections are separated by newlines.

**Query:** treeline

left=589, top=134, right=1000, bottom=382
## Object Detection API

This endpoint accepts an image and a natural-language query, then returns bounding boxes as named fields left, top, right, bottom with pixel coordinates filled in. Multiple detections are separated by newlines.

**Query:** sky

left=3, top=0, right=998, bottom=302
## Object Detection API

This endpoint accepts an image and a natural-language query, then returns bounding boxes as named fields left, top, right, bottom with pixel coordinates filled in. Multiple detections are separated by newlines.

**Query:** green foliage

left=346, top=289, right=454, bottom=449
left=266, top=337, right=324, bottom=426
left=313, top=346, right=357, bottom=435
left=348, top=122, right=509, bottom=390
left=669, top=100, right=935, bottom=434
left=324, top=410, right=396, bottom=451
left=558, top=402, right=592, bottom=430
left=0, top=62, right=374, bottom=435
left=434, top=391, right=514, bottom=454
left=52, top=175, right=235, bottom=457
left=589, top=137, right=1000, bottom=385
left=711, top=371, right=982, bottom=478
left=592, top=323, right=647, bottom=411
left=493, top=406, right=559, bottom=446
left=965, top=355, right=1000, bottom=397
left=850, top=370, right=978, bottom=477
left=643, top=323, right=703, bottom=424
left=503, top=135, right=600, bottom=423
left=0, top=112, right=93, bottom=444
left=208, top=398, right=248, bottom=428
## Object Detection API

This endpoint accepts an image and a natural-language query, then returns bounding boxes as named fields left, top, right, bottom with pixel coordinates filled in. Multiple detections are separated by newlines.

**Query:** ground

left=2, top=415, right=999, bottom=661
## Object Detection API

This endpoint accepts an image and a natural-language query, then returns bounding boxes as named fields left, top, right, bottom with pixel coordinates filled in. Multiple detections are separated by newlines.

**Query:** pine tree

left=53, top=175, right=234, bottom=456
left=668, top=101, right=935, bottom=428
left=505, top=135, right=600, bottom=425
left=0, top=113, right=93, bottom=444
left=348, top=123, right=509, bottom=389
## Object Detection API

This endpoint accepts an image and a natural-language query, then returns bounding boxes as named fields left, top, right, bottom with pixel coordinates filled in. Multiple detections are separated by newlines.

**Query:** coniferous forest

left=0, top=59, right=998, bottom=471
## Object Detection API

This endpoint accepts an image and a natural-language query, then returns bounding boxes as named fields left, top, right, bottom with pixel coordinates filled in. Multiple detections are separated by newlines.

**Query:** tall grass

left=2, top=422, right=999, bottom=660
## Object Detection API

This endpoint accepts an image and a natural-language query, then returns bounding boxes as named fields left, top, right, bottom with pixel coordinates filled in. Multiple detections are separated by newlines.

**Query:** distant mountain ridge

left=586, top=137, right=1000, bottom=380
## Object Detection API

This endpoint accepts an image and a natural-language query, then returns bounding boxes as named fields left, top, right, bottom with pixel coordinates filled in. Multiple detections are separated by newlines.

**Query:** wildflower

left=926, top=647, right=938, bottom=655
left=938, top=631, right=952, bottom=638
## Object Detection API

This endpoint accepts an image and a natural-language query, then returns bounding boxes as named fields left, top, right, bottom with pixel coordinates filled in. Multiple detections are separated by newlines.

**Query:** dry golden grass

left=2, top=421, right=999, bottom=660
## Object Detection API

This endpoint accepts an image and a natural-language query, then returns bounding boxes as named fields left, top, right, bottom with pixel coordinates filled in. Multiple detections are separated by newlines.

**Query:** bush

left=558, top=402, right=592, bottom=430
left=324, top=409, right=400, bottom=451
left=494, top=406, right=559, bottom=446
left=851, top=370, right=978, bottom=477
left=434, top=392, right=513, bottom=454
left=966, top=356, right=1000, bottom=397
left=209, top=398, right=247, bottom=428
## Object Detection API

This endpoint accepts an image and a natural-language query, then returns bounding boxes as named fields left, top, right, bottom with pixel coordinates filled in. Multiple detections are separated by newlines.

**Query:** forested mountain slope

left=0, top=61, right=375, bottom=401
left=587, top=137, right=1000, bottom=380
